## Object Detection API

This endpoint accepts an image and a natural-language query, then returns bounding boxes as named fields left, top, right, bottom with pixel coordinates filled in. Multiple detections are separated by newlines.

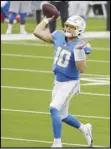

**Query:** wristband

left=43, top=18, right=49, bottom=25
left=74, top=49, right=86, bottom=61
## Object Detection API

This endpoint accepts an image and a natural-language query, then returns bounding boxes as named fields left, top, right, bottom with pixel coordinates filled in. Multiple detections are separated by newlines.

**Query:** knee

left=50, top=106, right=58, bottom=114
left=50, top=102, right=59, bottom=111
left=60, top=113, right=68, bottom=120
left=49, top=107, right=61, bottom=120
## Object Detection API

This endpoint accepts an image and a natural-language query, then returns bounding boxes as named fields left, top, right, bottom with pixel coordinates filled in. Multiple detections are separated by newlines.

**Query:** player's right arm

left=33, top=16, right=55, bottom=43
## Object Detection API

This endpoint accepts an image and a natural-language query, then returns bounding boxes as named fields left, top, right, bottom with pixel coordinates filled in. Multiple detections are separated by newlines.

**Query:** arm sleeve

left=74, top=49, right=86, bottom=61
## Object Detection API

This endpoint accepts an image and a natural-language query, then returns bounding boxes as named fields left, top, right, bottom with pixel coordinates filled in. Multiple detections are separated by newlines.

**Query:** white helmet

left=64, top=15, right=86, bottom=38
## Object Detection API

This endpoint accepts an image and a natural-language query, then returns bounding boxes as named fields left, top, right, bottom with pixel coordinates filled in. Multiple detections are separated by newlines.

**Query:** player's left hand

left=75, top=42, right=91, bottom=55
left=75, top=42, right=88, bottom=50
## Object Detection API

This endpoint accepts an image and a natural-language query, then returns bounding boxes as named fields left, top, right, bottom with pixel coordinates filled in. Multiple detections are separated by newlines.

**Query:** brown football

left=42, top=3, right=60, bottom=18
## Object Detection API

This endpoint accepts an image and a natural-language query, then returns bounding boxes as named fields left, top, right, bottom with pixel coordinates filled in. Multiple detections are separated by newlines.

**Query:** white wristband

left=43, top=18, right=49, bottom=25
left=74, top=49, right=86, bottom=61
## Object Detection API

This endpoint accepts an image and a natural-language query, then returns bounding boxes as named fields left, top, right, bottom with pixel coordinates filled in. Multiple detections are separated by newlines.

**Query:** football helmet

left=64, top=15, right=86, bottom=38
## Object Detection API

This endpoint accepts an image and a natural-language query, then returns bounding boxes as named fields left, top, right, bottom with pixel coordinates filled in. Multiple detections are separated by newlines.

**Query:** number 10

left=54, top=47, right=71, bottom=68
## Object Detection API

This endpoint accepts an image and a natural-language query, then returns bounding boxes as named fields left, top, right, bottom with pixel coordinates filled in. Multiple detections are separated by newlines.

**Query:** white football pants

left=50, top=80, right=80, bottom=120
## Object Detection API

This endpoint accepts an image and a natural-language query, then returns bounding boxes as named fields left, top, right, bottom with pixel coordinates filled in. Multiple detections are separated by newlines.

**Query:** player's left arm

left=75, top=59, right=87, bottom=73
left=74, top=42, right=91, bottom=73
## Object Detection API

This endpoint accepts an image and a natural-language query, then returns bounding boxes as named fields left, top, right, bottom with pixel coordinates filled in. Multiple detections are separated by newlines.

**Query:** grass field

left=1, top=18, right=110, bottom=147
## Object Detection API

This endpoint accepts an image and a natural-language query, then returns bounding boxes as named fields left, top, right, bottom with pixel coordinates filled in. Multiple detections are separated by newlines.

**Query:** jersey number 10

left=54, top=47, right=71, bottom=68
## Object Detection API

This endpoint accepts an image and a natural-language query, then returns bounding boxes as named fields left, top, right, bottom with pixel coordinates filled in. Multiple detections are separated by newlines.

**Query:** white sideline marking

left=1, top=137, right=107, bottom=147
left=81, top=77, right=110, bottom=86
left=87, top=59, right=109, bottom=63
left=1, top=53, right=53, bottom=59
left=1, top=108, right=110, bottom=120
left=1, top=85, right=110, bottom=97
left=1, top=67, right=110, bottom=78
left=1, top=68, right=110, bottom=86
left=82, top=82, right=110, bottom=86
left=1, top=53, right=110, bottom=63
left=92, top=47, right=110, bottom=51
left=1, top=41, right=110, bottom=51
left=1, top=85, right=52, bottom=92
left=1, top=41, right=52, bottom=47
left=1, top=68, right=52, bottom=74
left=81, top=73, right=109, bottom=77
left=81, top=78, right=110, bottom=82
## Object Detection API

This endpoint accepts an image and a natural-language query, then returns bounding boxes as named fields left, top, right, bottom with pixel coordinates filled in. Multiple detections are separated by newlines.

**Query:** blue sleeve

left=79, top=40, right=92, bottom=54
left=51, top=30, right=65, bottom=44
left=51, top=30, right=59, bottom=41
left=83, top=43, right=92, bottom=54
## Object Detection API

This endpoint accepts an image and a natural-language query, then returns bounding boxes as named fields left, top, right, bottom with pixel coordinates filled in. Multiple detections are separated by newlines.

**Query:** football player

left=6, top=1, right=31, bottom=34
left=33, top=15, right=93, bottom=147
left=1, top=1, right=10, bottom=22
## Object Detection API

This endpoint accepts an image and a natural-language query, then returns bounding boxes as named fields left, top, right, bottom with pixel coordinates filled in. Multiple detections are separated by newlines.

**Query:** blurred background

left=1, top=1, right=110, bottom=33
left=1, top=1, right=110, bottom=148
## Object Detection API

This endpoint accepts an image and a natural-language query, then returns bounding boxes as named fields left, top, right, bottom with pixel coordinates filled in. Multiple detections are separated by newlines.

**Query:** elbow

left=76, top=61, right=87, bottom=73
left=79, top=69, right=85, bottom=73
left=78, top=66, right=86, bottom=73
left=33, top=32, right=39, bottom=38
left=33, top=27, right=40, bottom=37
left=33, top=32, right=41, bottom=40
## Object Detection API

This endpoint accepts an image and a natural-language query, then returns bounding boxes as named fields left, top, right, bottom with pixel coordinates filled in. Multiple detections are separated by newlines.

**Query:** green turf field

left=1, top=18, right=110, bottom=147
left=1, top=38, right=110, bottom=147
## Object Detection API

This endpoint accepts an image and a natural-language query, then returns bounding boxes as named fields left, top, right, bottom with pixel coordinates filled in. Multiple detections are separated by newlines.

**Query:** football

left=42, top=3, right=60, bottom=18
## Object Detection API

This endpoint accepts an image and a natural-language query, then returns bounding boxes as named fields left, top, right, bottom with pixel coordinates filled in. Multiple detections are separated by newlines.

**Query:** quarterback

left=33, top=15, right=93, bottom=147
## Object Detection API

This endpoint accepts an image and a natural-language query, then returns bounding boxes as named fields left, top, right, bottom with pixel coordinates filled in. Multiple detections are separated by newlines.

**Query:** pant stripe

left=60, top=82, right=78, bottom=110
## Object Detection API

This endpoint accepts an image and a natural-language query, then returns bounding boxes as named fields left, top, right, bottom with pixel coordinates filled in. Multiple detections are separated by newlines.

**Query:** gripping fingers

left=75, top=42, right=88, bottom=49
